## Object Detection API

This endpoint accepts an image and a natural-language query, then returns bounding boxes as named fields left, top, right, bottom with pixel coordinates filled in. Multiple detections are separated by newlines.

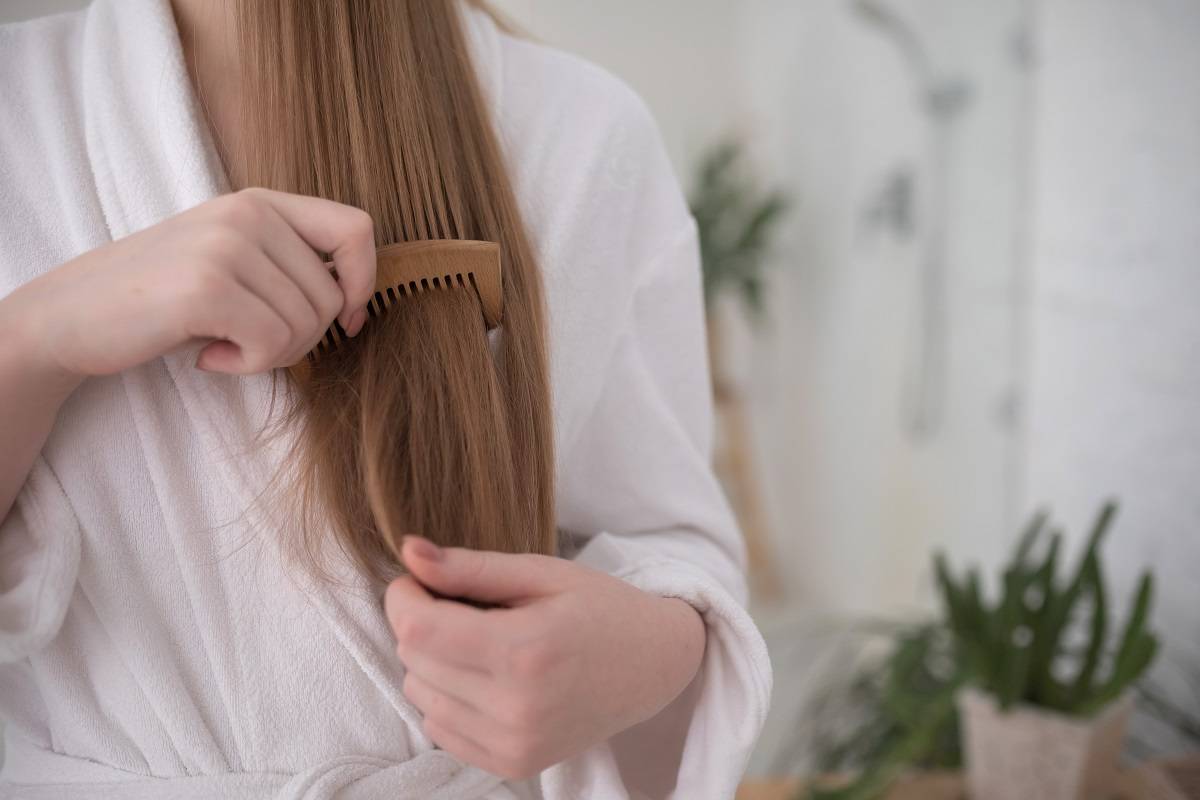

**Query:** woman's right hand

left=11, top=187, right=378, bottom=381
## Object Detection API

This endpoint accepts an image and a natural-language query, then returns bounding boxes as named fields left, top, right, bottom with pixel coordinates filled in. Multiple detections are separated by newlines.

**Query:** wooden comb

left=287, top=239, right=502, bottom=383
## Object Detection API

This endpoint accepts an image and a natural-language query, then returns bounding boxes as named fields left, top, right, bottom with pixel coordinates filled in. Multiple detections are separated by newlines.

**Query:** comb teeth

left=288, top=240, right=502, bottom=384
left=313, top=272, right=476, bottom=353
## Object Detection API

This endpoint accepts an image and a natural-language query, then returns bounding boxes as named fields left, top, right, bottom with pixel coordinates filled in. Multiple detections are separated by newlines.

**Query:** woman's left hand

left=384, top=535, right=707, bottom=781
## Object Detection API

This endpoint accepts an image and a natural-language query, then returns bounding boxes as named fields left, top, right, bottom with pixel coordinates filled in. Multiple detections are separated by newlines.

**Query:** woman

left=0, top=1, right=771, bottom=798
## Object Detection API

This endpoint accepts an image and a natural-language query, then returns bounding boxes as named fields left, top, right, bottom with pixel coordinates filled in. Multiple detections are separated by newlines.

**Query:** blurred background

left=488, top=0, right=1200, bottom=785
left=3, top=0, right=1198, bottom=791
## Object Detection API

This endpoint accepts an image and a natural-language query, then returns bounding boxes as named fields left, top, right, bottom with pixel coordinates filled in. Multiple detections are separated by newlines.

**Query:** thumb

left=401, top=535, right=564, bottom=605
left=195, top=340, right=244, bottom=373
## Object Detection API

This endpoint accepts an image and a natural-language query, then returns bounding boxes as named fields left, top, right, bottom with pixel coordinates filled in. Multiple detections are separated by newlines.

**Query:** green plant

left=688, top=138, right=790, bottom=322
left=798, top=500, right=1160, bottom=800
left=936, top=500, right=1158, bottom=716
left=799, top=623, right=966, bottom=800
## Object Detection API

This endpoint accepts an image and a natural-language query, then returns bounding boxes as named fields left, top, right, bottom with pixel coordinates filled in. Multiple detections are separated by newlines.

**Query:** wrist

left=657, top=595, right=706, bottom=684
left=0, top=286, right=85, bottom=398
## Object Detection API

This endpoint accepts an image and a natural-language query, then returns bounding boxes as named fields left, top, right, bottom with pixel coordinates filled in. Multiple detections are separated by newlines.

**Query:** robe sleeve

left=0, top=457, right=81, bottom=664
left=552, top=218, right=774, bottom=799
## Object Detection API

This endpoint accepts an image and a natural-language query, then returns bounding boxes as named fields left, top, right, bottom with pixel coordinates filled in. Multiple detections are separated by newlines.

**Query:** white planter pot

left=958, top=686, right=1135, bottom=800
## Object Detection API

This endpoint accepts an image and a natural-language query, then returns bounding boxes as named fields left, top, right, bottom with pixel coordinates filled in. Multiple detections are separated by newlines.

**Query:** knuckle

left=396, top=616, right=431, bottom=648
left=350, top=208, right=374, bottom=241
left=499, top=695, right=543, bottom=732
left=264, top=318, right=292, bottom=353
left=299, top=306, right=323, bottom=340
left=317, top=286, right=344, bottom=322
left=184, top=263, right=231, bottom=303
left=237, top=186, right=267, bottom=201
left=384, top=579, right=407, bottom=620
left=197, top=228, right=246, bottom=267
left=217, top=189, right=269, bottom=229
left=462, top=553, right=489, bottom=589
left=505, top=639, right=556, bottom=681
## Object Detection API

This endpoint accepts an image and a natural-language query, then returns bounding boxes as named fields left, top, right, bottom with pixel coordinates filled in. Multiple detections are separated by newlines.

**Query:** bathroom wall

left=498, top=0, right=1032, bottom=618
left=1025, top=0, right=1200, bottom=744
left=0, top=0, right=83, bottom=21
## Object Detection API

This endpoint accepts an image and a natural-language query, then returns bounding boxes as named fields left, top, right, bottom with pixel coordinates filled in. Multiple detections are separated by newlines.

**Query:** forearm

left=0, top=286, right=83, bottom=523
left=642, top=596, right=707, bottom=719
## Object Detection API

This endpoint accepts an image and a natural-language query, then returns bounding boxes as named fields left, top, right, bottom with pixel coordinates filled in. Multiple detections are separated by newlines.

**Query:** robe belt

left=0, top=736, right=518, bottom=800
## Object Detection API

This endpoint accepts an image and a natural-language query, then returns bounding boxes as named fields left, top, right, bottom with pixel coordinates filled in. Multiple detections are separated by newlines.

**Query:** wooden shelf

left=736, top=762, right=1193, bottom=800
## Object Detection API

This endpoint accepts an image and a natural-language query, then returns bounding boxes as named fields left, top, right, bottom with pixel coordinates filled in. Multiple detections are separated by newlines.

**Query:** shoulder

left=494, top=25, right=684, bottom=210
left=496, top=28, right=660, bottom=149
left=465, top=9, right=695, bottom=270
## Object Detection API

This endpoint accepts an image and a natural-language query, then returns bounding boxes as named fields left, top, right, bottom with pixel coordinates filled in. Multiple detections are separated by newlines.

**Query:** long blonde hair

left=221, top=0, right=555, bottom=584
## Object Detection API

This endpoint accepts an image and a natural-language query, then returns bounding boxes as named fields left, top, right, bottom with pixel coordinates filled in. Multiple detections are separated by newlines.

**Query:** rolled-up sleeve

left=552, top=219, right=774, bottom=799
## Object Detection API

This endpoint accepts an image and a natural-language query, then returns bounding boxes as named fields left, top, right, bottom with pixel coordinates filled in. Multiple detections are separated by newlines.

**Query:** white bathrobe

left=0, top=1, right=772, bottom=798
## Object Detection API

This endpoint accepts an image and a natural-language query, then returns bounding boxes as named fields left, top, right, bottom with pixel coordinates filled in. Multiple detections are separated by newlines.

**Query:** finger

left=403, top=671, right=501, bottom=736
left=190, top=282, right=292, bottom=374
left=402, top=536, right=568, bottom=605
left=386, top=577, right=497, bottom=674
left=255, top=206, right=347, bottom=341
left=398, top=601, right=500, bottom=674
left=247, top=188, right=377, bottom=331
left=398, top=646, right=494, bottom=708
left=384, top=574, right=436, bottom=634
left=227, top=244, right=324, bottom=366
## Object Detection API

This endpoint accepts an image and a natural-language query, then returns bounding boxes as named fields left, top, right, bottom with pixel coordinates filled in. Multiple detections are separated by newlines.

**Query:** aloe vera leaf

left=1077, top=575, right=1157, bottom=713
left=1079, top=633, right=1159, bottom=715
left=1032, top=533, right=1062, bottom=607
left=962, top=568, right=992, bottom=681
left=1027, top=532, right=1062, bottom=705
left=935, top=553, right=979, bottom=670
left=1012, top=509, right=1049, bottom=570
left=997, top=560, right=1044, bottom=706
left=1036, top=507, right=1114, bottom=703
left=999, top=640, right=1033, bottom=710
left=992, top=567, right=1019, bottom=700
left=1113, top=573, right=1154, bottom=673
left=934, top=553, right=964, bottom=629
left=1067, top=552, right=1108, bottom=712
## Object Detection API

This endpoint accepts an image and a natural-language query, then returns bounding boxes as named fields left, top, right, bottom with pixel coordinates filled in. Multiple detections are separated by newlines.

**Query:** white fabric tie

left=0, top=737, right=517, bottom=800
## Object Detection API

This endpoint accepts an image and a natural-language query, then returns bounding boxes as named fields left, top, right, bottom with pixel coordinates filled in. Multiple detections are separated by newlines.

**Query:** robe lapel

left=82, top=0, right=291, bottom=531
left=79, top=0, right=508, bottom=529
left=77, top=0, right=511, bottom=586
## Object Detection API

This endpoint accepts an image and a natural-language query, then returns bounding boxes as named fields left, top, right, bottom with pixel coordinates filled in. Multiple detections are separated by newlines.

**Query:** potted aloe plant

left=940, top=501, right=1159, bottom=800
left=799, top=500, right=1160, bottom=800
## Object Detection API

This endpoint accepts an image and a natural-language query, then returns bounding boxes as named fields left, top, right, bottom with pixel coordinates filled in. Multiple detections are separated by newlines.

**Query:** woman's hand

left=10, top=187, right=377, bottom=381
left=384, top=535, right=708, bottom=781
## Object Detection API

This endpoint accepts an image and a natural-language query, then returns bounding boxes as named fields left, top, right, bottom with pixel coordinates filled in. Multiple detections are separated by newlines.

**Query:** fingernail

left=405, top=535, right=443, bottom=562
left=346, top=308, right=367, bottom=338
